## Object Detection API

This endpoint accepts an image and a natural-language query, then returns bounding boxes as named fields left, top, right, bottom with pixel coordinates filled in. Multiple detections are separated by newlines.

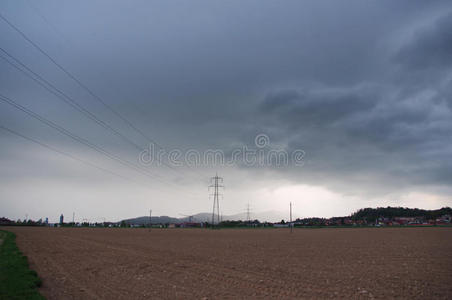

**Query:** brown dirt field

left=3, top=227, right=452, bottom=299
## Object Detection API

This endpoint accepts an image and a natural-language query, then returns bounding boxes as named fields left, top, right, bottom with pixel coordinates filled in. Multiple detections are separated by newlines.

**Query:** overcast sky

left=1, top=0, right=451, bottom=222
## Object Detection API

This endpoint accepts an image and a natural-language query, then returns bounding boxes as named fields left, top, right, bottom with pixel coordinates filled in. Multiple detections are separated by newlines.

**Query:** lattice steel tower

left=246, top=203, right=251, bottom=223
left=209, top=174, right=224, bottom=226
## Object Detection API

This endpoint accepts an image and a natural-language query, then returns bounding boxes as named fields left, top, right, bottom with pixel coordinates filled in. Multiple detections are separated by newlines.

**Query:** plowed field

left=4, top=227, right=452, bottom=299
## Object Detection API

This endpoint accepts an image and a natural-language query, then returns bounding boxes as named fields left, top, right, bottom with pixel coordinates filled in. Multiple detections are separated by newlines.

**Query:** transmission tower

left=209, top=173, right=224, bottom=226
left=149, top=209, right=152, bottom=231
left=246, top=203, right=251, bottom=223
left=290, top=202, right=293, bottom=233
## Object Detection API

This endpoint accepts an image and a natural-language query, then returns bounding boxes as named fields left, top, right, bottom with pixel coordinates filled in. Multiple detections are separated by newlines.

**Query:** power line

left=0, top=48, right=202, bottom=183
left=0, top=93, right=200, bottom=195
left=24, top=0, right=71, bottom=46
left=0, top=47, right=205, bottom=184
left=0, top=12, right=206, bottom=182
left=0, top=124, right=145, bottom=187
left=0, top=48, right=144, bottom=152
left=0, top=93, right=143, bottom=175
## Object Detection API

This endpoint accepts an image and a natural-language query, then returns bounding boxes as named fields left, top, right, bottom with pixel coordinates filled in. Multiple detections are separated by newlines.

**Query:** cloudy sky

left=1, top=0, right=451, bottom=222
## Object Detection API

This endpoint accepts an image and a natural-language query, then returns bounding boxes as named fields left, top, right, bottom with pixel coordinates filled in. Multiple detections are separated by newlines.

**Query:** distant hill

left=351, top=207, right=452, bottom=220
left=121, top=210, right=287, bottom=225
left=188, top=213, right=213, bottom=223
left=121, top=207, right=452, bottom=225
left=181, top=211, right=287, bottom=223
left=223, top=211, right=287, bottom=223
left=122, top=215, right=180, bottom=225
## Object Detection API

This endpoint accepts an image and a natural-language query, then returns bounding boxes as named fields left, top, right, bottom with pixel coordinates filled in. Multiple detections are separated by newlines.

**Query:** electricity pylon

left=209, top=174, right=224, bottom=227
left=246, top=203, right=251, bottom=223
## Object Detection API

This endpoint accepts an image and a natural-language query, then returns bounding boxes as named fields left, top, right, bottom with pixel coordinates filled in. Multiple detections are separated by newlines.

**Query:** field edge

left=0, top=229, right=45, bottom=300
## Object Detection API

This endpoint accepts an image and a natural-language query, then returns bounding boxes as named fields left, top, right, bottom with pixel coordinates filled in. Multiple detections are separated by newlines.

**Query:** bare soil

left=4, top=227, right=452, bottom=299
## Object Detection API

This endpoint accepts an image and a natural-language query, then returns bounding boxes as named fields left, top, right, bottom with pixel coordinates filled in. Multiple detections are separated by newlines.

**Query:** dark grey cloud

left=395, top=12, right=452, bottom=71
left=1, top=0, right=451, bottom=221
left=260, top=85, right=379, bottom=130
left=253, top=8, right=452, bottom=196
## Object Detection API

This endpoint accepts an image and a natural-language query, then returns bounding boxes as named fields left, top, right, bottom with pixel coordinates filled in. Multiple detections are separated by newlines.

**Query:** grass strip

left=0, top=230, right=45, bottom=300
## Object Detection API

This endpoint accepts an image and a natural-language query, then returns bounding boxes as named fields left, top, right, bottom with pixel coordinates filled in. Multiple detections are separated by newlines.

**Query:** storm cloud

left=0, top=0, right=451, bottom=221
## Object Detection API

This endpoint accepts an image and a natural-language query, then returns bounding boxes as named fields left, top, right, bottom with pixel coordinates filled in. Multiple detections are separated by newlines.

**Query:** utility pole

left=246, top=203, right=251, bottom=224
left=209, top=173, right=223, bottom=228
left=72, top=212, right=75, bottom=225
left=290, top=202, right=293, bottom=233
left=149, top=209, right=152, bottom=231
